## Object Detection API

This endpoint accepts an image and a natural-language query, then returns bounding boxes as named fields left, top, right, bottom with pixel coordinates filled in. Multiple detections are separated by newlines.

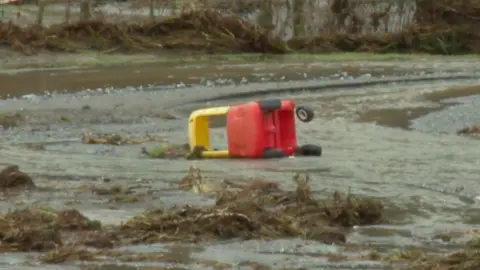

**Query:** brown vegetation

left=0, top=168, right=386, bottom=257
left=131, top=169, right=385, bottom=245
left=405, top=238, right=480, bottom=270
left=0, top=207, right=100, bottom=252
left=0, top=0, right=479, bottom=55
left=457, top=125, right=480, bottom=136
left=0, top=165, right=35, bottom=189
left=82, top=132, right=165, bottom=145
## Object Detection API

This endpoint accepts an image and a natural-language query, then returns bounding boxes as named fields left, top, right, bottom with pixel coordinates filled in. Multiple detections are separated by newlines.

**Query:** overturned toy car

left=188, top=99, right=322, bottom=159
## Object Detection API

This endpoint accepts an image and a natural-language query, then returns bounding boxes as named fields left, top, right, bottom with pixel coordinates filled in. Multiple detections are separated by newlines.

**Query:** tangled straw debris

left=114, top=169, right=385, bottom=245
left=0, top=207, right=101, bottom=252
left=0, top=166, right=389, bottom=265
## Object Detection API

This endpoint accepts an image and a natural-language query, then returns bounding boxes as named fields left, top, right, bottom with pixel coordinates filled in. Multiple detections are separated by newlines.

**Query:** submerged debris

left=178, top=166, right=225, bottom=193
left=405, top=238, right=480, bottom=269
left=0, top=207, right=101, bottom=252
left=141, top=143, right=204, bottom=159
left=0, top=166, right=388, bottom=264
left=0, top=165, right=35, bottom=190
left=457, top=125, right=480, bottom=136
left=91, top=184, right=149, bottom=204
left=82, top=132, right=165, bottom=145
left=42, top=246, right=98, bottom=264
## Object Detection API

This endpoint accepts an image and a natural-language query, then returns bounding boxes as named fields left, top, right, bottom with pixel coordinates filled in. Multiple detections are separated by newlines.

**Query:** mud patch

left=356, top=106, right=447, bottom=130
left=423, top=84, right=480, bottom=102
left=457, top=125, right=480, bottom=137
left=0, top=112, right=23, bottom=129
left=89, top=183, right=155, bottom=204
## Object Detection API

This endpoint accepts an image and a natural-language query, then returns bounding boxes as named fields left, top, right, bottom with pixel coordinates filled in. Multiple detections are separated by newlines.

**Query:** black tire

left=296, top=106, right=314, bottom=122
left=262, top=148, right=285, bottom=159
left=296, top=144, right=322, bottom=156
left=257, top=99, right=281, bottom=112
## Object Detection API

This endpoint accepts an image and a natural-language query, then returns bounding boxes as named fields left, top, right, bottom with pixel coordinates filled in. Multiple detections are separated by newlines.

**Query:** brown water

left=1, top=58, right=480, bottom=269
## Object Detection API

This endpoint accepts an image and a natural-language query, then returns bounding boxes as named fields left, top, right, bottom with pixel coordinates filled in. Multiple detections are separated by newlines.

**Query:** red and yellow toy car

left=188, top=99, right=322, bottom=158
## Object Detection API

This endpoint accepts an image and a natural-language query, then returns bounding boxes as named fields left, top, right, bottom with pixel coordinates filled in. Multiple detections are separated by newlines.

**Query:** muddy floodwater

left=0, top=57, right=480, bottom=269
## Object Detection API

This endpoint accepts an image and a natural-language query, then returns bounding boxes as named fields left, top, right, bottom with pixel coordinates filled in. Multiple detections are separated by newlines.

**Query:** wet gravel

left=0, top=61, right=479, bottom=269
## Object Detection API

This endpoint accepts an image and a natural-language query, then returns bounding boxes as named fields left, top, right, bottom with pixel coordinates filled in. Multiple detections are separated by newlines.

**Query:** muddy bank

left=355, top=84, right=480, bottom=130
left=0, top=58, right=392, bottom=98
left=1, top=0, right=480, bottom=56
left=3, top=56, right=479, bottom=99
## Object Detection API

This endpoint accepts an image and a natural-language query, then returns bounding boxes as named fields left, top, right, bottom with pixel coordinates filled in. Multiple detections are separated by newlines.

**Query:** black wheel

left=262, top=148, right=285, bottom=159
left=295, top=106, right=314, bottom=122
left=296, top=144, right=322, bottom=156
left=257, top=99, right=281, bottom=112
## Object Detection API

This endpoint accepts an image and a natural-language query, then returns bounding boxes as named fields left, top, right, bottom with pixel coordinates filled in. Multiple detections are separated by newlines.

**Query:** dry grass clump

left=405, top=238, right=480, bottom=270
left=115, top=169, right=385, bottom=245
left=0, top=207, right=102, bottom=252
left=0, top=165, right=35, bottom=190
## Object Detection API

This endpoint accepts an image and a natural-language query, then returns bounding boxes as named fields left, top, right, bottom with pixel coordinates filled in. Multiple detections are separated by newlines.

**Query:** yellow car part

left=188, top=106, right=230, bottom=158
